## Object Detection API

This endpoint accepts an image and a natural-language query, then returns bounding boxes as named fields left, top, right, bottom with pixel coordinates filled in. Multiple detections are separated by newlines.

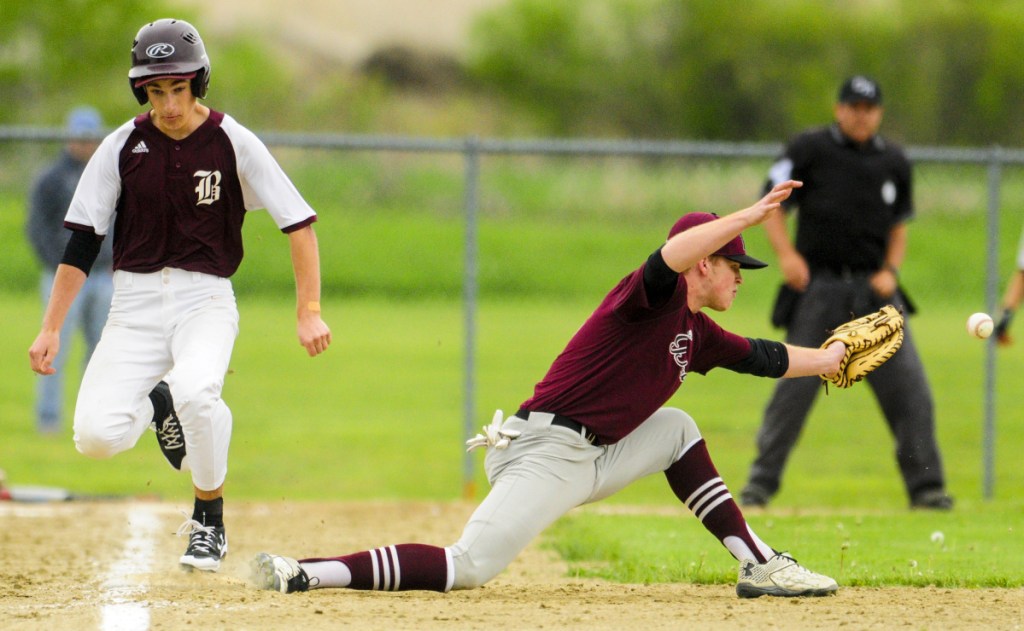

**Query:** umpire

left=740, top=76, right=953, bottom=510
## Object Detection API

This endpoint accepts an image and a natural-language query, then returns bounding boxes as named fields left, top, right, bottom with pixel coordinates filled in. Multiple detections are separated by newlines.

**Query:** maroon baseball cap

left=667, top=212, right=768, bottom=269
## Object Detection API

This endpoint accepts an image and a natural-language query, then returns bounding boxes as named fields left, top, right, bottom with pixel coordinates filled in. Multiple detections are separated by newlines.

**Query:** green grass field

left=3, top=291, right=1022, bottom=588
left=2, top=153, right=1023, bottom=589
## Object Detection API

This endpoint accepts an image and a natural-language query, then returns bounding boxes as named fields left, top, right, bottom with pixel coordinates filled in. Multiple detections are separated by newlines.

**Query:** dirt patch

left=1, top=500, right=1021, bottom=630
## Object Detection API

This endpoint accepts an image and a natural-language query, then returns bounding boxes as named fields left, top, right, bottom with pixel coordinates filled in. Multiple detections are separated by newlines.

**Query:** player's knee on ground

left=448, top=547, right=506, bottom=590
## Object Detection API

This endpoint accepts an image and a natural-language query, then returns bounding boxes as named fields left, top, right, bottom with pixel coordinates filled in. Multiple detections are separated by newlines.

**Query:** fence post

left=982, top=145, right=1002, bottom=500
left=462, top=136, right=481, bottom=499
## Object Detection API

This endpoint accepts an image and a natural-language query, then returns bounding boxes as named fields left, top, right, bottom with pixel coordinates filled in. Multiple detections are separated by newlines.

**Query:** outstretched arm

left=288, top=226, right=332, bottom=357
left=782, top=341, right=846, bottom=378
left=660, top=180, right=802, bottom=273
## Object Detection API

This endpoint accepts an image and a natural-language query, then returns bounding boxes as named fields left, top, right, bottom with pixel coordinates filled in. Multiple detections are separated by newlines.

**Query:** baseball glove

left=820, top=305, right=904, bottom=389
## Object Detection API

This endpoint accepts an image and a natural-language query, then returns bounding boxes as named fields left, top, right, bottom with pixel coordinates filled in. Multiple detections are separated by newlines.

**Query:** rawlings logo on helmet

left=145, top=43, right=175, bottom=59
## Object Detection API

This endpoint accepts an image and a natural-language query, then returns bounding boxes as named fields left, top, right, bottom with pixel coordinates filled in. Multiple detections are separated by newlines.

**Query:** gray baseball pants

left=448, top=407, right=702, bottom=589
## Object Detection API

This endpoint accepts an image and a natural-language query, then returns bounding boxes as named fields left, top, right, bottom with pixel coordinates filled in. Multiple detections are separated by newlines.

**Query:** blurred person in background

left=992, top=224, right=1024, bottom=345
left=27, top=18, right=331, bottom=572
left=26, top=106, right=114, bottom=435
left=739, top=76, right=953, bottom=511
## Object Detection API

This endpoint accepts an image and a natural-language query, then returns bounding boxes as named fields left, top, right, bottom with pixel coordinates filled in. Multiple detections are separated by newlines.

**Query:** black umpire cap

left=838, top=75, right=882, bottom=105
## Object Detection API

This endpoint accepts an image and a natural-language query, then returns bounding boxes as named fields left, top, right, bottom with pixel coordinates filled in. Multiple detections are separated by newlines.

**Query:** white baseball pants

left=73, top=267, right=238, bottom=491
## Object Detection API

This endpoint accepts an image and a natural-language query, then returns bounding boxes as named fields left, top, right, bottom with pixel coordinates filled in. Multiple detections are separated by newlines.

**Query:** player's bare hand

left=748, top=180, right=803, bottom=224
left=298, top=315, right=332, bottom=357
left=28, top=330, right=61, bottom=375
left=763, top=179, right=802, bottom=208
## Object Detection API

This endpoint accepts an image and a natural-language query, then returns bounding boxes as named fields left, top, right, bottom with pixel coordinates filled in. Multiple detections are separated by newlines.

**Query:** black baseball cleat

left=911, top=489, right=955, bottom=511
left=150, top=381, right=186, bottom=470
left=178, top=519, right=228, bottom=572
left=739, top=484, right=771, bottom=508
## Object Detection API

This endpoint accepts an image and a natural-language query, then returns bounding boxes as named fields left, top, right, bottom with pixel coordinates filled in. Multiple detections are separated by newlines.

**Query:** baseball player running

left=28, top=18, right=331, bottom=571
left=254, top=181, right=843, bottom=598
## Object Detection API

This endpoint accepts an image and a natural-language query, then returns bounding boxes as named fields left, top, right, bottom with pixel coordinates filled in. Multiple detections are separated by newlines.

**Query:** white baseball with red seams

left=966, top=312, right=994, bottom=339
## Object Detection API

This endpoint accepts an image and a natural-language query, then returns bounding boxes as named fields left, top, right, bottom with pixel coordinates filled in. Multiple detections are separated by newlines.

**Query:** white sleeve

left=64, top=121, right=135, bottom=236
left=220, top=114, right=316, bottom=231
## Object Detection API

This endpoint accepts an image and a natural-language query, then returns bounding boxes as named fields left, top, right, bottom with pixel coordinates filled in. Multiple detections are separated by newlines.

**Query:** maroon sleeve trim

left=63, top=221, right=99, bottom=234
left=281, top=214, right=317, bottom=234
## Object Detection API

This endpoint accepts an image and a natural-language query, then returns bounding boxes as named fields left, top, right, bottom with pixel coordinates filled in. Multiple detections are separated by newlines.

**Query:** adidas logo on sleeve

left=132, top=140, right=149, bottom=154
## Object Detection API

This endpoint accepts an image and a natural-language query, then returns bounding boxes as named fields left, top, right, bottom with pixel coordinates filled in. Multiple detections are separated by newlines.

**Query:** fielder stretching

left=254, top=181, right=846, bottom=598
left=28, top=18, right=331, bottom=571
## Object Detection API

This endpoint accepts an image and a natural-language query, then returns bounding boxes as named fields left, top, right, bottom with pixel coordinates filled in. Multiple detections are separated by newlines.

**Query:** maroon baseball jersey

left=521, top=263, right=752, bottom=444
left=64, top=110, right=316, bottom=277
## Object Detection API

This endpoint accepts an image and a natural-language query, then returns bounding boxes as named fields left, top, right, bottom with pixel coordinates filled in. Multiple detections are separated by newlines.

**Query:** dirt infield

left=1, top=500, right=1021, bottom=630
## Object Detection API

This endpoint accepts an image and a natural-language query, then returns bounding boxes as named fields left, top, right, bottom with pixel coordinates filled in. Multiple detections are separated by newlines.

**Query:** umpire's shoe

left=149, top=381, right=186, bottom=470
left=178, top=519, right=228, bottom=572
left=911, top=488, right=955, bottom=511
left=736, top=552, right=838, bottom=598
left=252, top=553, right=312, bottom=593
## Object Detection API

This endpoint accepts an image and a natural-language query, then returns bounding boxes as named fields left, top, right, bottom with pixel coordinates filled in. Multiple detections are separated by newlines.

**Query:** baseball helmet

left=128, top=18, right=211, bottom=105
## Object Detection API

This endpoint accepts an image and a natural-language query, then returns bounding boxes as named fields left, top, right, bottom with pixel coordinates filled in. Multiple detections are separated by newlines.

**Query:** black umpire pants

left=745, top=271, right=947, bottom=501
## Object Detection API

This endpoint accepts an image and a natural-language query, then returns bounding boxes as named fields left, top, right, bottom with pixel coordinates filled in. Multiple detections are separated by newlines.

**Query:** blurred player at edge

left=254, top=181, right=845, bottom=598
left=27, top=18, right=331, bottom=571
left=992, top=222, right=1024, bottom=345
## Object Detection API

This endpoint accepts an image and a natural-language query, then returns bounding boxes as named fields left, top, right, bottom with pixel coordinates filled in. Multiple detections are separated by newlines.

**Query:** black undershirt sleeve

left=643, top=248, right=678, bottom=308
left=60, top=230, right=103, bottom=276
left=724, top=338, right=789, bottom=378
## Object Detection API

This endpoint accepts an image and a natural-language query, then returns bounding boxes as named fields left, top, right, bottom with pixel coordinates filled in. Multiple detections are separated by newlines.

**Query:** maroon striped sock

left=303, top=543, right=449, bottom=592
left=663, top=439, right=768, bottom=563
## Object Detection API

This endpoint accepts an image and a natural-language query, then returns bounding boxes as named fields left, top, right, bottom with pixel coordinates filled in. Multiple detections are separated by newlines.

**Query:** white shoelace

left=175, top=517, right=219, bottom=553
left=157, top=415, right=185, bottom=449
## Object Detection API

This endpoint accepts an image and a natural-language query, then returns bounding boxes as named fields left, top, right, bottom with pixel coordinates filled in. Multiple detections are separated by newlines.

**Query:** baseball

left=966, top=312, right=994, bottom=339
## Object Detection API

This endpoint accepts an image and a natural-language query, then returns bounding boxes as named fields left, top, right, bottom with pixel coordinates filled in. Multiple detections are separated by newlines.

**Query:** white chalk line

left=99, top=503, right=162, bottom=631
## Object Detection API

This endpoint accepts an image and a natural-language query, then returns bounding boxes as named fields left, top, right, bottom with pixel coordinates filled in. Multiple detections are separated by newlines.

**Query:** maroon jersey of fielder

left=64, top=109, right=316, bottom=276
left=521, top=263, right=751, bottom=444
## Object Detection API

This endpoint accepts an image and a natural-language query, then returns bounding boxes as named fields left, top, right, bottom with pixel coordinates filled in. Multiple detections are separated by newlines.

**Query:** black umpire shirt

left=764, top=124, right=913, bottom=273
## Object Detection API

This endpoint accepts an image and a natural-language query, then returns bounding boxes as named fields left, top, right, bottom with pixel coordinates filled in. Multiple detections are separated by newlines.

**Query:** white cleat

left=252, top=553, right=311, bottom=593
left=736, top=552, right=838, bottom=598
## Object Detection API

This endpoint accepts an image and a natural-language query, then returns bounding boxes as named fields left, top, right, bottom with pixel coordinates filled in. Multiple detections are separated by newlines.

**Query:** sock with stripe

left=664, top=438, right=774, bottom=563
left=301, top=543, right=449, bottom=592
